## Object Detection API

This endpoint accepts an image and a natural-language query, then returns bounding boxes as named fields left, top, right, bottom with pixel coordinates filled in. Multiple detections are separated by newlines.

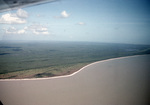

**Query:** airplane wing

left=0, top=0, right=59, bottom=12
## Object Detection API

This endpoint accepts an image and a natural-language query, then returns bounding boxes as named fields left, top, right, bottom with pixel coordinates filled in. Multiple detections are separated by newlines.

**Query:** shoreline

left=0, top=54, right=146, bottom=81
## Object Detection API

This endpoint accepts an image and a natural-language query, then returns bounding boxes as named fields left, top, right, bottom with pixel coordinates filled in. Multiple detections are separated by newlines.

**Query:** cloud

left=16, top=9, right=28, bottom=18
left=61, top=11, right=69, bottom=18
left=18, top=29, right=26, bottom=34
left=3, top=24, right=49, bottom=35
left=5, top=27, right=17, bottom=34
left=0, top=9, right=28, bottom=24
left=77, top=22, right=86, bottom=25
left=26, top=24, right=49, bottom=35
left=5, top=27, right=26, bottom=34
left=0, top=13, right=26, bottom=24
left=55, top=10, right=70, bottom=18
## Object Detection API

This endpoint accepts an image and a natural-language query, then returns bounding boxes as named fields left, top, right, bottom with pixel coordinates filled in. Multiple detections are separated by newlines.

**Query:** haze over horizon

left=0, top=0, right=150, bottom=45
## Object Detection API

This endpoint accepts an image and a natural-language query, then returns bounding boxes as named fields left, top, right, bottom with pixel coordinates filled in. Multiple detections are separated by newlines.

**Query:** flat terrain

left=0, top=41, right=150, bottom=79
left=0, top=55, right=149, bottom=105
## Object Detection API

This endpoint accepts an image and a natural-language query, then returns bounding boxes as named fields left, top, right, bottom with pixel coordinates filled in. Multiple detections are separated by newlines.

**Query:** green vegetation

left=0, top=41, right=150, bottom=79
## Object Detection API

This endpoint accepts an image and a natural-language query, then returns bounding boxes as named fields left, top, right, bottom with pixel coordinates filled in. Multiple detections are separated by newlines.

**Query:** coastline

left=1, top=54, right=149, bottom=105
left=0, top=54, right=147, bottom=81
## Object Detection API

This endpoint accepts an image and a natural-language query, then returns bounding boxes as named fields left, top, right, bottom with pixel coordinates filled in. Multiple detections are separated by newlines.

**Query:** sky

left=0, top=0, right=150, bottom=45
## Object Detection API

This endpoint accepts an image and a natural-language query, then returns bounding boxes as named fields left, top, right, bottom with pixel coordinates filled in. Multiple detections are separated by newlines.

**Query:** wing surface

left=0, top=0, right=58, bottom=12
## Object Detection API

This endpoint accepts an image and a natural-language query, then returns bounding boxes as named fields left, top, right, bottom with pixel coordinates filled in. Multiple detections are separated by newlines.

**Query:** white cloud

left=5, top=27, right=17, bottom=34
left=3, top=24, right=49, bottom=35
left=55, top=10, right=70, bottom=18
left=16, top=9, right=28, bottom=18
left=33, top=30, right=49, bottom=35
left=5, top=27, right=26, bottom=34
left=61, top=11, right=69, bottom=18
left=18, top=29, right=26, bottom=34
left=0, top=9, right=28, bottom=24
left=26, top=24, right=49, bottom=35
left=77, top=22, right=86, bottom=25
left=0, top=13, right=26, bottom=24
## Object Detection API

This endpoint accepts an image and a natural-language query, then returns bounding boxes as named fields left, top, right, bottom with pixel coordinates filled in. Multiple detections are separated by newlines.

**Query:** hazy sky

left=0, top=0, right=150, bottom=44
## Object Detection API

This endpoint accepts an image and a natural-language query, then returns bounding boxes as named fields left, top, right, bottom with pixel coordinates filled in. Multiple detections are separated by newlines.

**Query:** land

left=0, top=41, right=150, bottom=79
left=0, top=55, right=149, bottom=105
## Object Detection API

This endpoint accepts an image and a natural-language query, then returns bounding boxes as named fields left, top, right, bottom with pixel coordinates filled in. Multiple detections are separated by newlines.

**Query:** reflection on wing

left=0, top=0, right=59, bottom=12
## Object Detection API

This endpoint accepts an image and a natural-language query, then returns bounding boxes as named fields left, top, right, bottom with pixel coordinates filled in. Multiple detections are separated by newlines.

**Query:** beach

left=0, top=55, right=150, bottom=105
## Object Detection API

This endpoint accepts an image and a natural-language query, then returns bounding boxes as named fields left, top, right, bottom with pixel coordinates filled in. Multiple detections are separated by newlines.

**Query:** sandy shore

left=0, top=55, right=150, bottom=105
left=0, top=55, right=145, bottom=81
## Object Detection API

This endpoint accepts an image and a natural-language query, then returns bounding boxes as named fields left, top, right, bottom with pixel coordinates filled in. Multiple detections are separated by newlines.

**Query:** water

left=0, top=55, right=150, bottom=105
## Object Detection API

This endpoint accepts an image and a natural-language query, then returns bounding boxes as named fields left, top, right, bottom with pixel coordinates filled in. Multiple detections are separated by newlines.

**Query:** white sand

left=0, top=55, right=150, bottom=105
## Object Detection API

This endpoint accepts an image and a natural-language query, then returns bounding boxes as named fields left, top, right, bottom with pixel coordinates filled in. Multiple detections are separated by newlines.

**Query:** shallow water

left=0, top=55, right=150, bottom=105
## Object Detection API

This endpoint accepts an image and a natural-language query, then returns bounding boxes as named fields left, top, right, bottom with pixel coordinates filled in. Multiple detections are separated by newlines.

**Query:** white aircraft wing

left=0, top=0, right=59, bottom=12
